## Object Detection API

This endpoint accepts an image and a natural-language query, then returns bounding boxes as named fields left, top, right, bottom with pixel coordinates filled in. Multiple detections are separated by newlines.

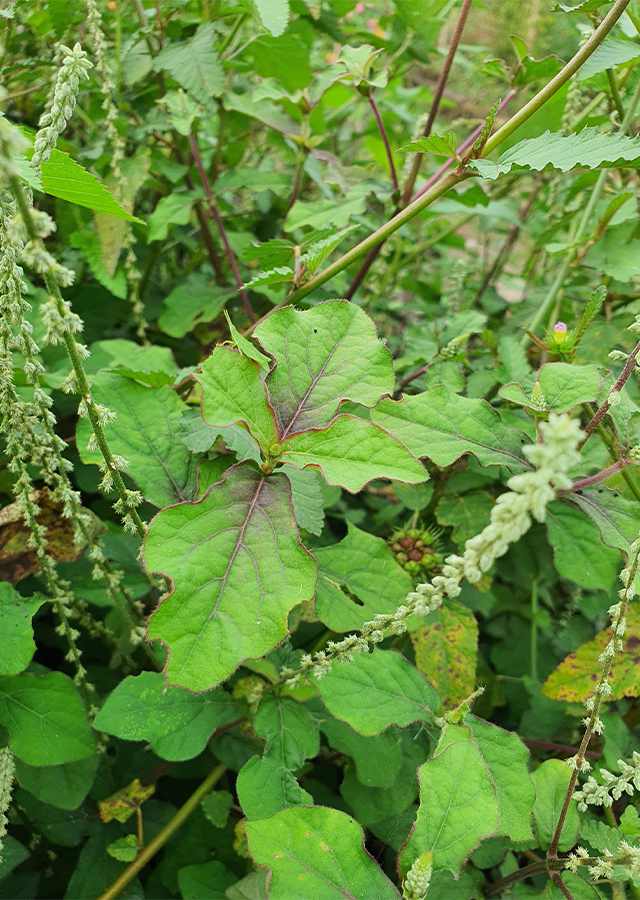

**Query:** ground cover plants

left=7, top=0, right=640, bottom=897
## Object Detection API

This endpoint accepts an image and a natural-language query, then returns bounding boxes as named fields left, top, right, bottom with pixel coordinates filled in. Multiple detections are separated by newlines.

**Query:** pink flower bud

left=554, top=322, right=567, bottom=344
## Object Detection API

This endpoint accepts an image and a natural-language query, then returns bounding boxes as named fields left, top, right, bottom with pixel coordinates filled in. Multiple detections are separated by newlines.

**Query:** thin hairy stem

left=548, top=549, right=640, bottom=859
left=484, top=858, right=566, bottom=897
left=10, top=176, right=147, bottom=539
left=579, top=339, right=640, bottom=447
left=606, top=67, right=625, bottom=121
left=483, top=0, right=633, bottom=157
left=188, top=131, right=255, bottom=323
left=368, top=93, right=398, bottom=191
left=530, top=578, right=538, bottom=680
left=401, top=0, right=474, bottom=205
left=97, top=763, right=227, bottom=900
left=560, top=459, right=631, bottom=492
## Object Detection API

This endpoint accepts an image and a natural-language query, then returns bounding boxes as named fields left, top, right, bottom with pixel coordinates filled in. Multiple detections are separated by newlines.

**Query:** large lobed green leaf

left=315, top=649, right=441, bottom=735
left=236, top=694, right=319, bottom=820
left=254, top=301, right=394, bottom=436
left=246, top=806, right=401, bottom=899
left=146, top=463, right=317, bottom=692
left=0, top=583, right=44, bottom=676
left=314, top=523, right=413, bottom=632
left=77, top=373, right=201, bottom=508
left=399, top=724, right=499, bottom=878
left=372, top=385, right=530, bottom=472
left=473, top=127, right=640, bottom=180
left=93, top=672, right=243, bottom=761
left=499, top=362, right=602, bottom=413
left=279, top=416, right=427, bottom=493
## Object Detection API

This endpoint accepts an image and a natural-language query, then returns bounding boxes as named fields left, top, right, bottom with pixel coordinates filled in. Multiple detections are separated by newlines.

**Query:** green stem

left=10, top=176, right=147, bottom=540
left=482, top=0, right=632, bottom=157
left=97, top=764, right=227, bottom=900
left=606, top=67, right=625, bottom=121
left=244, top=0, right=632, bottom=337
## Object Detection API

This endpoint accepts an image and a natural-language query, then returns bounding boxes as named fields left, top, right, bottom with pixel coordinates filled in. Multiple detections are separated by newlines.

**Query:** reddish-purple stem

left=368, top=93, right=399, bottom=192
left=401, top=0, right=474, bottom=205
left=188, top=131, right=256, bottom=324
left=343, top=90, right=517, bottom=302
left=579, top=338, right=640, bottom=446
left=560, top=459, right=629, bottom=493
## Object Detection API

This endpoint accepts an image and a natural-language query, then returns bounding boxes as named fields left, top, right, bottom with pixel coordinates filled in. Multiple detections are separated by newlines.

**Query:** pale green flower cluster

left=0, top=747, right=15, bottom=865
left=31, top=43, right=92, bottom=172
left=567, top=842, right=640, bottom=882
left=285, top=413, right=583, bottom=684
left=573, top=751, right=640, bottom=811
left=0, top=116, right=30, bottom=186
left=402, top=851, right=432, bottom=900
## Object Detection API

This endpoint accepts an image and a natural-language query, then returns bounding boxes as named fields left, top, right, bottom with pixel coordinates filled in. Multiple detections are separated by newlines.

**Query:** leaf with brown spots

left=411, top=599, right=478, bottom=709
left=542, top=603, right=640, bottom=702
left=0, top=488, right=103, bottom=584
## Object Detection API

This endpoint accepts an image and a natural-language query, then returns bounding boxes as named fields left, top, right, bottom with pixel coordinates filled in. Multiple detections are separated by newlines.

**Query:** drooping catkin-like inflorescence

left=284, top=413, right=583, bottom=684
left=31, top=43, right=92, bottom=174
left=402, top=851, right=433, bottom=900
left=0, top=747, right=15, bottom=865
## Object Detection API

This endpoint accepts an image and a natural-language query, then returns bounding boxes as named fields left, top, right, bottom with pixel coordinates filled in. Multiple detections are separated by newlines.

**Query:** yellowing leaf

left=411, top=599, right=478, bottom=709
left=542, top=603, right=640, bottom=702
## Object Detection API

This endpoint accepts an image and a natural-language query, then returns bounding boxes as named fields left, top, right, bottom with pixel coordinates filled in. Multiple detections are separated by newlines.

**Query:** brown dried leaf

left=0, top=488, right=103, bottom=584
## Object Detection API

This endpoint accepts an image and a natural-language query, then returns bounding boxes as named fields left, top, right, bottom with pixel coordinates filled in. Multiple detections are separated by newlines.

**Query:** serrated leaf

left=254, top=300, right=394, bottom=434
left=580, top=819, right=622, bottom=853
left=579, top=36, right=640, bottom=79
left=300, top=225, right=359, bottom=274
left=0, top=672, right=95, bottom=765
left=279, top=415, right=427, bottom=493
left=315, top=649, right=440, bottom=735
left=471, top=127, right=640, bottom=180
left=531, top=758, right=579, bottom=851
left=28, top=148, right=143, bottom=222
left=254, top=0, right=290, bottom=37
left=146, top=463, right=317, bottom=691
left=178, top=860, right=237, bottom=899
left=466, top=715, right=535, bottom=843
left=313, top=523, right=413, bottom=632
left=93, top=672, right=243, bottom=761
left=70, top=230, right=127, bottom=299
left=246, top=806, right=400, bottom=899
left=242, top=238, right=295, bottom=269
left=398, top=132, right=457, bottom=156
left=546, top=501, right=621, bottom=590
left=0, top=583, right=44, bottom=675
left=281, top=465, right=324, bottom=535
left=399, top=724, right=499, bottom=877
left=236, top=694, right=318, bottom=819
left=410, top=599, right=478, bottom=710
left=542, top=603, right=640, bottom=702
left=198, top=346, right=278, bottom=451
left=499, top=362, right=603, bottom=413
left=372, top=385, right=530, bottom=472
left=76, top=373, right=201, bottom=508
left=153, top=22, right=223, bottom=103
left=241, top=266, right=295, bottom=289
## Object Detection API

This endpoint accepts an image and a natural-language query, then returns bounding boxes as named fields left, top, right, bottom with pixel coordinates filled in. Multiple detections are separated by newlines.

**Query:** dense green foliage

left=5, top=1, right=640, bottom=898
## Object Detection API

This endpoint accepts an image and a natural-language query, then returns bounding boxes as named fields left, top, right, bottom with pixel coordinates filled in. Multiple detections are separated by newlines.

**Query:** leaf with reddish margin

left=145, top=462, right=317, bottom=692
left=398, top=723, right=498, bottom=878
left=198, top=345, right=278, bottom=450
left=371, top=385, right=530, bottom=473
left=568, top=489, right=640, bottom=560
left=279, top=416, right=427, bottom=493
left=254, top=300, right=394, bottom=437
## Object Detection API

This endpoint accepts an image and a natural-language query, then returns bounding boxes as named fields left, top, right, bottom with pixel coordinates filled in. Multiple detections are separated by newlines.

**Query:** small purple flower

left=554, top=322, right=567, bottom=344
